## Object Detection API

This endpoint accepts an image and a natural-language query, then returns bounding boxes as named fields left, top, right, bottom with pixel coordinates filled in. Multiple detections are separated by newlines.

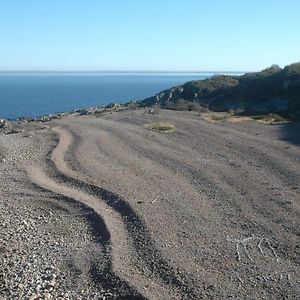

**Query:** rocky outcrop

left=105, top=102, right=120, bottom=110
left=139, top=62, right=300, bottom=118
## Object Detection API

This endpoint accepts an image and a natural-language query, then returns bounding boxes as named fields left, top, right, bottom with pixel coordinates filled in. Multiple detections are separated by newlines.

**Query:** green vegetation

left=164, top=99, right=207, bottom=112
left=144, top=122, right=176, bottom=133
left=139, top=62, right=300, bottom=121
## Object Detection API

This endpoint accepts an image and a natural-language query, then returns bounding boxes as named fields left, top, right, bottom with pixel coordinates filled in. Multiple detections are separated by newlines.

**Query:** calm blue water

left=0, top=72, right=216, bottom=120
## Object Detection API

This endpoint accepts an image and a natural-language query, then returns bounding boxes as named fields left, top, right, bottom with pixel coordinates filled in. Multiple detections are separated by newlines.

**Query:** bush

left=164, top=99, right=204, bottom=111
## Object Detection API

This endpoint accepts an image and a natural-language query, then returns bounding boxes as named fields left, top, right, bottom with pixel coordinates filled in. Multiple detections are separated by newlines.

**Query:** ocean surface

left=0, top=72, right=229, bottom=120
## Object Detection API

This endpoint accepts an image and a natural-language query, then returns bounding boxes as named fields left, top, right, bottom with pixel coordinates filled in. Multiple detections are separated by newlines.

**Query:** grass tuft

left=200, top=112, right=289, bottom=124
left=250, top=113, right=289, bottom=124
left=200, top=113, right=228, bottom=122
left=144, top=122, right=176, bottom=133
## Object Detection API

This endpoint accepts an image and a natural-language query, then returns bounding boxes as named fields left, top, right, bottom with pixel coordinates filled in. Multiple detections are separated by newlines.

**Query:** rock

left=35, top=284, right=41, bottom=293
left=0, top=119, right=10, bottom=129
left=47, top=279, right=56, bottom=288
left=76, top=109, right=91, bottom=116
left=105, top=102, right=120, bottom=109
left=29, top=293, right=40, bottom=300
left=0, top=119, right=20, bottom=135
left=49, top=274, right=56, bottom=280
left=44, top=290, right=52, bottom=299
left=37, top=115, right=55, bottom=122
left=17, top=117, right=35, bottom=123
left=146, top=107, right=160, bottom=114
left=5, top=128, right=20, bottom=135
left=0, top=119, right=5, bottom=128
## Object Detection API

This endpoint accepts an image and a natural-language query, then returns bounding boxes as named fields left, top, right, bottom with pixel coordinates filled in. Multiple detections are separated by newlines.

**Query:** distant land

left=140, top=62, right=300, bottom=120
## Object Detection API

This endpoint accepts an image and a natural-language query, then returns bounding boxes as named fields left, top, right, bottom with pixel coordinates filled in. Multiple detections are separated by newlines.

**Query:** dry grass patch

left=200, top=113, right=228, bottom=122
left=200, top=112, right=253, bottom=123
left=200, top=112, right=289, bottom=125
left=210, top=114, right=228, bottom=121
left=226, top=116, right=254, bottom=123
left=226, top=114, right=289, bottom=124
left=251, top=114, right=289, bottom=124
left=144, top=122, right=176, bottom=133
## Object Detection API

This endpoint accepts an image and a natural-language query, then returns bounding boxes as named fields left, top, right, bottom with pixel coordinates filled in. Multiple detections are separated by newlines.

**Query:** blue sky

left=0, top=0, right=299, bottom=71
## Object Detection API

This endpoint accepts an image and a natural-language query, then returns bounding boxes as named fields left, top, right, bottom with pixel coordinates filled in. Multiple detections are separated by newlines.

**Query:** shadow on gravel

left=51, top=195, right=145, bottom=299
left=280, top=123, right=300, bottom=146
left=33, top=189, right=145, bottom=299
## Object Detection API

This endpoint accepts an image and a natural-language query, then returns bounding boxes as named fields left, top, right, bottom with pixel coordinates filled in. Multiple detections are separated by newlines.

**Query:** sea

left=0, top=72, right=238, bottom=120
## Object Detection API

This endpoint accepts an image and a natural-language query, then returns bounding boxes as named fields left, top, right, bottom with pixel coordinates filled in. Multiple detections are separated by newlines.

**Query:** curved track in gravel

left=27, top=126, right=199, bottom=299
left=27, top=168, right=145, bottom=299
left=25, top=109, right=300, bottom=299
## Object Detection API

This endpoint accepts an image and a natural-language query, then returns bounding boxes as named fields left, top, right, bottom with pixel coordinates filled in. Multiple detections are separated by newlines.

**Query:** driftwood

left=226, top=235, right=279, bottom=262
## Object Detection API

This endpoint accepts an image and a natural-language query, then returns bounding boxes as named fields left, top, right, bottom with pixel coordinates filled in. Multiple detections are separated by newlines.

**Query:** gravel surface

left=1, top=109, right=300, bottom=299
left=0, top=125, right=141, bottom=299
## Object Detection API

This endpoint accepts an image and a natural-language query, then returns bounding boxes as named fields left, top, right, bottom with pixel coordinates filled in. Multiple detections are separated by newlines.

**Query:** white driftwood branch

left=226, top=235, right=279, bottom=262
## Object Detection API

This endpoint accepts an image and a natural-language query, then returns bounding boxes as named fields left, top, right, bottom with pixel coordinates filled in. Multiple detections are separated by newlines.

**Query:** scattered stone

left=145, top=107, right=160, bottom=114
left=5, top=128, right=20, bottom=135
left=0, top=119, right=7, bottom=128
left=36, top=114, right=60, bottom=123
left=105, top=102, right=120, bottom=109
left=17, top=117, right=35, bottom=123
left=76, top=109, right=92, bottom=116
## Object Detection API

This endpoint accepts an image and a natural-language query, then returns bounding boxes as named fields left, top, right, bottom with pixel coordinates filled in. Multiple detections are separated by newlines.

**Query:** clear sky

left=1, top=0, right=299, bottom=72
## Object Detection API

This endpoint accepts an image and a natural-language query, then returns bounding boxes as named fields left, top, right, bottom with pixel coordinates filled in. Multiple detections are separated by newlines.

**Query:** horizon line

left=0, top=69, right=247, bottom=74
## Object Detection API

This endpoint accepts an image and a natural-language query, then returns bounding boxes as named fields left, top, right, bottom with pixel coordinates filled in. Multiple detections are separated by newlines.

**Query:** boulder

left=77, top=109, right=91, bottom=116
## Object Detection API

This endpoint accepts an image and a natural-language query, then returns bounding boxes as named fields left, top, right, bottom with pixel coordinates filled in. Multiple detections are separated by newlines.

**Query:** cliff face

left=140, top=63, right=300, bottom=118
